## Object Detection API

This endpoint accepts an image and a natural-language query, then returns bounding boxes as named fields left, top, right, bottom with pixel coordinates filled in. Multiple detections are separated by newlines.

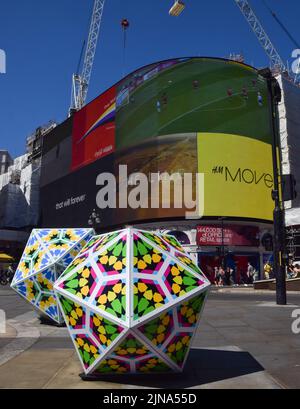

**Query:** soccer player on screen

left=193, top=80, right=199, bottom=90
left=227, top=88, right=233, bottom=97
left=156, top=100, right=161, bottom=113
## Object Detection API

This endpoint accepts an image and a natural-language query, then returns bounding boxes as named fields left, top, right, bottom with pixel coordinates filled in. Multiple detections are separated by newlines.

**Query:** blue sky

left=0, top=0, right=299, bottom=158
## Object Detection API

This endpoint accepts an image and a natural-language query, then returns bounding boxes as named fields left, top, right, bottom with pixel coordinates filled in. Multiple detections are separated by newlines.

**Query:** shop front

left=0, top=229, right=29, bottom=266
left=196, top=224, right=273, bottom=284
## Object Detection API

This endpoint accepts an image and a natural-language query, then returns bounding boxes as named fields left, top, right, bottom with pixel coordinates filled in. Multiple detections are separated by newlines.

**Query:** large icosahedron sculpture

left=54, top=228, right=210, bottom=375
left=11, top=228, right=94, bottom=324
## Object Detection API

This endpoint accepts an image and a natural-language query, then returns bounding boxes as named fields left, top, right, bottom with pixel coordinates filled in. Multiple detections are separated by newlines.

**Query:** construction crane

left=170, top=0, right=296, bottom=81
left=234, top=0, right=287, bottom=74
left=69, top=0, right=105, bottom=115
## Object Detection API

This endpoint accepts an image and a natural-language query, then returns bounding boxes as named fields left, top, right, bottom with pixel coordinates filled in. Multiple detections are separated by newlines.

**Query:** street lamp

left=259, top=68, right=287, bottom=305
left=88, top=209, right=101, bottom=233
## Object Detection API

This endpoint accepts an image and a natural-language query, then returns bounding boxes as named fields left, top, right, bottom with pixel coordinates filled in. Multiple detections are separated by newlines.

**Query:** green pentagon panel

left=96, top=236, right=127, bottom=276
left=93, top=280, right=127, bottom=322
left=136, top=356, right=173, bottom=373
left=59, top=295, right=86, bottom=330
left=175, top=252, right=205, bottom=277
left=139, top=231, right=170, bottom=253
left=137, top=309, right=174, bottom=348
left=95, top=358, right=130, bottom=374
left=133, top=280, right=168, bottom=320
left=73, top=334, right=102, bottom=370
left=93, top=231, right=122, bottom=254
left=133, top=233, right=166, bottom=275
left=57, top=264, right=98, bottom=301
left=177, top=292, right=206, bottom=327
left=163, top=234, right=185, bottom=252
left=113, top=334, right=149, bottom=359
left=163, top=261, right=205, bottom=298
left=163, top=333, right=193, bottom=368
left=89, top=309, right=125, bottom=347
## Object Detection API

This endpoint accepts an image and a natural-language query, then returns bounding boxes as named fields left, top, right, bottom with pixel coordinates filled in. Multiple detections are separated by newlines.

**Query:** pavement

left=0, top=285, right=299, bottom=389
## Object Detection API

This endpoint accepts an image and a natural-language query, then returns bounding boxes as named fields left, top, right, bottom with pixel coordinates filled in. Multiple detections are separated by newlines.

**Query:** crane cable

left=262, top=0, right=300, bottom=49
left=121, top=0, right=130, bottom=79
left=76, top=40, right=86, bottom=76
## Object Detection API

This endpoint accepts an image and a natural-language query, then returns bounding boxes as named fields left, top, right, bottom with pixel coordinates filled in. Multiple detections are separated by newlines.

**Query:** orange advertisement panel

left=71, top=86, right=116, bottom=171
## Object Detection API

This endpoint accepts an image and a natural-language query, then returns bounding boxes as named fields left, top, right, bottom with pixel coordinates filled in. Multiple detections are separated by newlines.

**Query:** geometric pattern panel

left=54, top=227, right=210, bottom=374
left=136, top=292, right=207, bottom=369
left=11, top=228, right=94, bottom=324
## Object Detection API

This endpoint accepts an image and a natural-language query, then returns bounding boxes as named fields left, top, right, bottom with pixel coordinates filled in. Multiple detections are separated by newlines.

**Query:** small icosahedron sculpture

left=11, top=228, right=94, bottom=324
left=54, top=228, right=210, bottom=375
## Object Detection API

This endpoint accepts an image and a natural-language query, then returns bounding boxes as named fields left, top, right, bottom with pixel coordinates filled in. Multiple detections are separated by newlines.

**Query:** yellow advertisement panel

left=198, top=133, right=274, bottom=221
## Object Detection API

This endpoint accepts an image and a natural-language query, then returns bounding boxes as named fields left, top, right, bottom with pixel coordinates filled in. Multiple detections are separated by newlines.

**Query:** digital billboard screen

left=41, top=57, right=274, bottom=229
left=71, top=86, right=116, bottom=172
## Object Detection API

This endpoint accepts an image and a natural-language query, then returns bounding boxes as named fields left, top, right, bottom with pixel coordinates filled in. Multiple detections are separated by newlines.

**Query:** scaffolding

left=26, top=121, right=57, bottom=164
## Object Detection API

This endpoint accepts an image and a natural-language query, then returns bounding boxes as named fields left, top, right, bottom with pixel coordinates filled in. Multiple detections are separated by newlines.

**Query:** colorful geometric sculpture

left=54, top=228, right=210, bottom=375
left=11, top=228, right=94, bottom=324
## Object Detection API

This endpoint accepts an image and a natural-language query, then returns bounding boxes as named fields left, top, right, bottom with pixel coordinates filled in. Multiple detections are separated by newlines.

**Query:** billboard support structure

left=260, top=67, right=287, bottom=305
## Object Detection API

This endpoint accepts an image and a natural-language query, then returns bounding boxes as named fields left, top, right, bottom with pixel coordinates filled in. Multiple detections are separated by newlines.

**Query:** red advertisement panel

left=197, top=225, right=260, bottom=247
left=71, top=86, right=116, bottom=171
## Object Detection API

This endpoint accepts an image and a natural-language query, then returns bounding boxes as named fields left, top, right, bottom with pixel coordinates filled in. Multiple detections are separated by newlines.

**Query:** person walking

left=7, top=265, right=14, bottom=283
left=247, top=262, right=255, bottom=284
left=218, top=266, right=225, bottom=286
left=225, top=267, right=231, bottom=286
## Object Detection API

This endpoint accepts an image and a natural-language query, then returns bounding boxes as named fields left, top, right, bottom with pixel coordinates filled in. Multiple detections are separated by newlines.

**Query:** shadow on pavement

left=81, top=348, right=264, bottom=388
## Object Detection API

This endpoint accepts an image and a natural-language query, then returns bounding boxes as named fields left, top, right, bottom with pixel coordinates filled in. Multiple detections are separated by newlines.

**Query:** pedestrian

left=253, top=268, right=259, bottom=282
left=257, top=92, right=263, bottom=106
left=218, top=266, right=225, bottom=286
left=287, top=263, right=294, bottom=279
left=247, top=262, right=255, bottom=284
left=225, top=267, right=231, bottom=286
left=229, top=268, right=235, bottom=286
left=214, top=266, right=219, bottom=286
left=7, top=265, right=14, bottom=283
left=293, top=264, right=300, bottom=278
left=264, top=262, right=272, bottom=279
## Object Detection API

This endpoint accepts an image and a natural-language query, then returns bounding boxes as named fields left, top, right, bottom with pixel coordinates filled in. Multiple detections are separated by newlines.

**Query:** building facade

left=0, top=122, right=56, bottom=262
left=0, top=150, right=13, bottom=176
left=277, top=75, right=300, bottom=262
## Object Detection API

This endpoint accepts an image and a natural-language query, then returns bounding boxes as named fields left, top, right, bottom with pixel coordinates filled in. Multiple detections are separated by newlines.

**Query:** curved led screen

left=41, top=57, right=274, bottom=228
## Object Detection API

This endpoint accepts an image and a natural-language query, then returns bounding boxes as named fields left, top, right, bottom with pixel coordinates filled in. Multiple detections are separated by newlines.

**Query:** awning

left=0, top=253, right=14, bottom=262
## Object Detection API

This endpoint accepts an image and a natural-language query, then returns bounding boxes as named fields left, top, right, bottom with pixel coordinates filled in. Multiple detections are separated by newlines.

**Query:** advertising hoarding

left=41, top=57, right=274, bottom=228
left=197, top=225, right=260, bottom=247
left=198, top=133, right=274, bottom=221
left=71, top=86, right=116, bottom=172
